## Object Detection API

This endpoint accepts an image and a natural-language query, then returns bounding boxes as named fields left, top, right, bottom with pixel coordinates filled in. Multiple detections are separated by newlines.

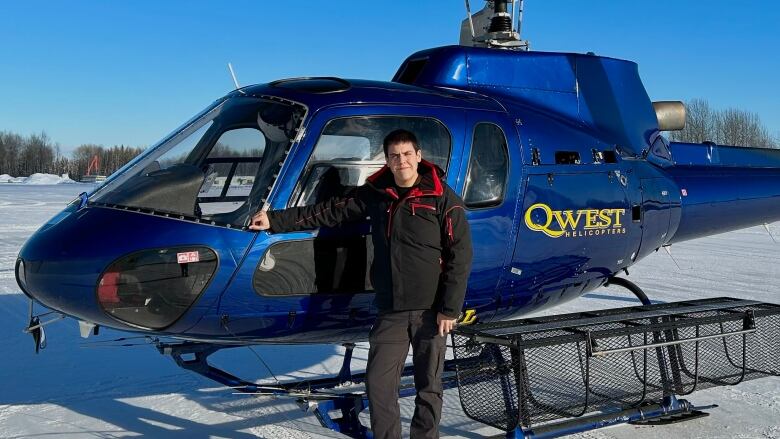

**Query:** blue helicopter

left=15, top=1, right=780, bottom=437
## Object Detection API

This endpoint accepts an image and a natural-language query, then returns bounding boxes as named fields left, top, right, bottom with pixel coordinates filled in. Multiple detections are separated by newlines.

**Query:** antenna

left=464, top=0, right=476, bottom=38
left=516, top=0, right=525, bottom=39
left=763, top=223, right=778, bottom=244
left=663, top=245, right=683, bottom=270
left=227, top=62, right=242, bottom=90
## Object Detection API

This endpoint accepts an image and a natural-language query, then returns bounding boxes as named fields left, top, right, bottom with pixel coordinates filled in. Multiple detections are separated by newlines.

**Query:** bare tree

left=0, top=131, right=24, bottom=176
left=19, top=132, right=55, bottom=176
left=671, top=99, right=714, bottom=144
left=671, top=99, right=777, bottom=148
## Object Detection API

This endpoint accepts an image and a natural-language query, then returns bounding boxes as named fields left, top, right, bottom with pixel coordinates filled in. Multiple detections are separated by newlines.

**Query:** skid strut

left=605, top=276, right=651, bottom=305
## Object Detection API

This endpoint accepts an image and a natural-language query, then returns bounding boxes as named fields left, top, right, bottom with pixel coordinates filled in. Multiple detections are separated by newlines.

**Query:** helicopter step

left=453, top=297, right=780, bottom=438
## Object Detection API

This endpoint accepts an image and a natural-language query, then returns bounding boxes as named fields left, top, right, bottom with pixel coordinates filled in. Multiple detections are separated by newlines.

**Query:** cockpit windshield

left=90, top=96, right=306, bottom=227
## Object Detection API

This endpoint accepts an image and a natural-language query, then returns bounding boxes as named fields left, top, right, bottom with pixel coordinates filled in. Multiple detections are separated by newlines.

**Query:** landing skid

left=158, top=280, right=780, bottom=438
left=629, top=405, right=712, bottom=426
left=502, top=396, right=715, bottom=438
left=156, top=340, right=371, bottom=437
left=155, top=340, right=461, bottom=439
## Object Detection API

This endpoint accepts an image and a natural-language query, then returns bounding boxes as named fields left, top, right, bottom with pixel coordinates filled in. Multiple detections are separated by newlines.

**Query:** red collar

left=366, top=159, right=444, bottom=199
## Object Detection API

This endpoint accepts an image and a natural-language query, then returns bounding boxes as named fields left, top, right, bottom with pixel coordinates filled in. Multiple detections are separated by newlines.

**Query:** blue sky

left=1, top=1, right=778, bottom=152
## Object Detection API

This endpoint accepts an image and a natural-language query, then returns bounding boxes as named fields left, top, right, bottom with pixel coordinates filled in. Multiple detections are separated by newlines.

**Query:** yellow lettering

left=598, top=209, right=612, bottom=228
left=524, top=204, right=629, bottom=239
left=552, top=210, right=583, bottom=231
left=612, top=209, right=626, bottom=227
left=459, top=309, right=477, bottom=325
left=524, top=203, right=565, bottom=238
left=584, top=209, right=601, bottom=229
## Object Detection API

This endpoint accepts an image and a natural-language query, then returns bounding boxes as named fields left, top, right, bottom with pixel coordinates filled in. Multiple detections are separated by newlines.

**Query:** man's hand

left=249, top=210, right=270, bottom=231
left=437, top=312, right=456, bottom=337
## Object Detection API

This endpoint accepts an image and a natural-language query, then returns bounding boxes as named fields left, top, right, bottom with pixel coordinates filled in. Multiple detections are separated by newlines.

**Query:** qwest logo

left=524, top=203, right=626, bottom=238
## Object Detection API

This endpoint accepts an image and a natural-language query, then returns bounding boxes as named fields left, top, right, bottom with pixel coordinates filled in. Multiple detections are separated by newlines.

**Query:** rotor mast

left=461, top=0, right=529, bottom=50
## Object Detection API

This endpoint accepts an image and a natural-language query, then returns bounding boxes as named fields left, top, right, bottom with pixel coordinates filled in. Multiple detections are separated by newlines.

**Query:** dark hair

left=382, top=129, right=420, bottom=156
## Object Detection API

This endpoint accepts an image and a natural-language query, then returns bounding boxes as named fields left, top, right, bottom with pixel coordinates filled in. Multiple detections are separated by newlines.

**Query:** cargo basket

left=452, top=298, right=780, bottom=432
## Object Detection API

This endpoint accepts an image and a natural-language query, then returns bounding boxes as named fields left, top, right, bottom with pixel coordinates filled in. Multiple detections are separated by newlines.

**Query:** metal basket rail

left=452, top=298, right=780, bottom=432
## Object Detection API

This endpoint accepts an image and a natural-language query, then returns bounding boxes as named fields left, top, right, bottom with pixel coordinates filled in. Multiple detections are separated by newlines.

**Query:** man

left=249, top=129, right=472, bottom=439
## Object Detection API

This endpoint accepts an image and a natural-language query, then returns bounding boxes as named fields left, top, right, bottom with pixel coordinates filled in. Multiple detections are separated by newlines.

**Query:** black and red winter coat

left=266, top=160, right=472, bottom=318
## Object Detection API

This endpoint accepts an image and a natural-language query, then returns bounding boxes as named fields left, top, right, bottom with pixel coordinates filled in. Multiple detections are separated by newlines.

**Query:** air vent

left=395, top=58, right=428, bottom=84
left=602, top=150, right=618, bottom=163
left=632, top=204, right=642, bottom=222
left=555, top=151, right=580, bottom=165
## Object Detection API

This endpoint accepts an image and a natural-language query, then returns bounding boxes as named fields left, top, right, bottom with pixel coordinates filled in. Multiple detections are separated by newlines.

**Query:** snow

left=1, top=184, right=779, bottom=438
left=0, top=173, right=27, bottom=183
left=0, top=173, right=78, bottom=184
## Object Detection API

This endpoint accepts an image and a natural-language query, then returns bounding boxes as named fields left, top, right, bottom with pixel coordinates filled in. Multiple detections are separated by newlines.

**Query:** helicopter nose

left=15, top=252, right=104, bottom=324
left=18, top=245, right=218, bottom=330
left=15, top=204, right=241, bottom=332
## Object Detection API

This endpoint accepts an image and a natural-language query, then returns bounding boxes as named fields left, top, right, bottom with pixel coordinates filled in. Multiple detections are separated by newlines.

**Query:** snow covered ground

left=1, top=184, right=779, bottom=439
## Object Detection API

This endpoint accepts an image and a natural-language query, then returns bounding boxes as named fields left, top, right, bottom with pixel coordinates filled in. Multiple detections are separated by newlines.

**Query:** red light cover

left=98, top=271, right=120, bottom=304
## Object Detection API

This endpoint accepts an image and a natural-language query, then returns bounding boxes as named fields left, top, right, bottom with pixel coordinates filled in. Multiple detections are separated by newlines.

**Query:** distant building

left=80, top=175, right=107, bottom=183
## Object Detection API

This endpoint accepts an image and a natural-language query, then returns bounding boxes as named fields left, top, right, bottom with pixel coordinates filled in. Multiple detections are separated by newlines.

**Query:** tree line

left=0, top=131, right=144, bottom=180
left=669, top=99, right=778, bottom=148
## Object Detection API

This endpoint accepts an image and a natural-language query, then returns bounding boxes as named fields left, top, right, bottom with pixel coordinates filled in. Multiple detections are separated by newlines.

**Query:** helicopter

left=15, top=1, right=780, bottom=438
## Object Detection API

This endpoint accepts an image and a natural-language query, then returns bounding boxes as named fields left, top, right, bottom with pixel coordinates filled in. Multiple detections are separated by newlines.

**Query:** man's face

left=386, top=141, right=422, bottom=186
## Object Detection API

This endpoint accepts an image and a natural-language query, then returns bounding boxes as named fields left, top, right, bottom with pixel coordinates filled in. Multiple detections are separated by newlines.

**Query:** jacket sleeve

left=266, top=187, right=369, bottom=233
left=439, top=189, right=473, bottom=318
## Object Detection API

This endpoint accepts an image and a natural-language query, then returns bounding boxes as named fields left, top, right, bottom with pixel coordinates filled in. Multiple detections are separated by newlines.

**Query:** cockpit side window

left=290, top=116, right=451, bottom=207
left=89, top=97, right=305, bottom=227
left=154, top=122, right=214, bottom=171
left=198, top=128, right=266, bottom=216
left=252, top=115, right=450, bottom=298
left=463, top=123, right=509, bottom=208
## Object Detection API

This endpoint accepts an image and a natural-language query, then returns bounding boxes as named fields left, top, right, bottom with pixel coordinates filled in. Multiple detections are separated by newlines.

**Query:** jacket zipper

left=385, top=188, right=399, bottom=240
left=386, top=193, right=433, bottom=239
left=386, top=198, right=410, bottom=240
left=410, top=202, right=436, bottom=216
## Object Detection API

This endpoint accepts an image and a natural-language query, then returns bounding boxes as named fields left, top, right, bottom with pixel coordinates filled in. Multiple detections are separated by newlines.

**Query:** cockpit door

left=218, top=104, right=467, bottom=341
left=451, top=111, right=520, bottom=324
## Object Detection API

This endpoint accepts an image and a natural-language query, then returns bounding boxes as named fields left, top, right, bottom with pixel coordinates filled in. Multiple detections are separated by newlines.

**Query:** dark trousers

left=365, top=310, right=447, bottom=439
